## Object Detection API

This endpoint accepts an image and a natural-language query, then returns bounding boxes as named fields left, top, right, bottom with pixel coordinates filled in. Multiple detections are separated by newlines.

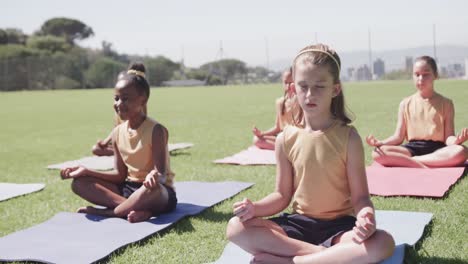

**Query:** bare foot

left=76, top=206, right=94, bottom=213
left=127, top=210, right=152, bottom=223
left=76, top=206, right=114, bottom=217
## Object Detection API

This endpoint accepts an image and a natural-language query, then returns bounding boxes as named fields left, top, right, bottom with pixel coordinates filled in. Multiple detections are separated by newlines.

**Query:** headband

left=127, top=69, right=146, bottom=78
left=294, top=49, right=341, bottom=73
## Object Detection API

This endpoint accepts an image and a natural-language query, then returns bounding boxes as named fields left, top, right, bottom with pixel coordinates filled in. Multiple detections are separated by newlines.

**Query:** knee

left=372, top=152, right=389, bottom=166
left=252, top=135, right=260, bottom=145
left=91, top=144, right=99, bottom=155
left=366, top=230, right=395, bottom=262
left=226, top=216, right=246, bottom=242
left=372, top=145, right=392, bottom=158
left=451, top=145, right=468, bottom=163
left=71, top=177, right=91, bottom=195
left=371, top=149, right=381, bottom=160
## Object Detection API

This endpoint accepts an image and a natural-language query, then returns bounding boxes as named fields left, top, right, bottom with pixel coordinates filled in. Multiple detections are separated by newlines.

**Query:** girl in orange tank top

left=252, top=68, right=302, bottom=150
left=227, top=44, right=395, bottom=264
left=367, top=56, right=467, bottom=168
left=91, top=70, right=147, bottom=157
left=60, top=62, right=176, bottom=223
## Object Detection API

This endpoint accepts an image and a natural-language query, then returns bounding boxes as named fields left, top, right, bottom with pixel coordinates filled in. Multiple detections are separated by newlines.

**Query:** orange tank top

left=114, top=117, right=175, bottom=187
left=282, top=121, right=354, bottom=220
left=403, top=92, right=453, bottom=142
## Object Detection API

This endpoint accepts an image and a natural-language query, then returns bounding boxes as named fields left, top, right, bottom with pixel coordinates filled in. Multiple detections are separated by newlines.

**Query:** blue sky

left=2, top=0, right=468, bottom=68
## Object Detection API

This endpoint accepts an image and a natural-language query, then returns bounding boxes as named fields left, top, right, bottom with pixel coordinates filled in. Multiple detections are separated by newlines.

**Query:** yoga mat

left=214, top=146, right=276, bottom=165
left=47, top=155, right=114, bottom=171
left=0, top=183, right=45, bottom=202
left=366, top=162, right=465, bottom=197
left=212, top=210, right=432, bottom=264
left=168, top=142, right=194, bottom=152
left=47, top=142, right=194, bottom=171
left=0, top=181, right=253, bottom=264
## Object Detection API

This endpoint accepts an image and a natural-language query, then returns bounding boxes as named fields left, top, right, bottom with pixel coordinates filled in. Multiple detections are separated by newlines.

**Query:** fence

left=0, top=56, right=123, bottom=91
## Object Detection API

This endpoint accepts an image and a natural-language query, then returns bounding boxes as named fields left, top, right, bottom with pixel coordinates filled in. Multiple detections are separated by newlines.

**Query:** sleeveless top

left=282, top=121, right=354, bottom=220
left=114, top=117, right=174, bottom=187
left=402, top=92, right=453, bottom=142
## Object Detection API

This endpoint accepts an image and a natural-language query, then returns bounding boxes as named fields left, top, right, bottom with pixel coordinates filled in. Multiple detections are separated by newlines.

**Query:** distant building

left=346, top=65, right=371, bottom=81
left=446, top=63, right=464, bottom=78
left=373, top=58, right=385, bottom=79
left=440, top=66, right=448, bottom=78
left=356, top=65, right=372, bottom=81
left=465, top=58, right=468, bottom=79
left=405, top=56, right=413, bottom=72
left=347, top=68, right=355, bottom=81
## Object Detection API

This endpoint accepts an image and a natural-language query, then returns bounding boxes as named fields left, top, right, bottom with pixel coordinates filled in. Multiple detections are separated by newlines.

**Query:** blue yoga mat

left=212, top=210, right=432, bottom=264
left=0, top=181, right=253, bottom=264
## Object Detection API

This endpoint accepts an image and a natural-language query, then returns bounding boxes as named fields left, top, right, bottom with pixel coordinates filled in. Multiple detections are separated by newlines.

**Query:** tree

left=27, top=35, right=71, bottom=53
left=0, top=30, right=7, bottom=44
left=85, top=57, right=126, bottom=88
left=186, top=68, right=209, bottom=81
left=0, top=28, right=28, bottom=45
left=144, top=56, right=180, bottom=86
left=100, top=40, right=129, bottom=64
left=39, top=17, right=94, bottom=45
left=0, top=45, right=45, bottom=90
left=201, top=59, right=247, bottom=85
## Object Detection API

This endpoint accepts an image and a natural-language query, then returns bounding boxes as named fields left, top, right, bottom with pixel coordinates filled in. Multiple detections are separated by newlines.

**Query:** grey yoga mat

left=0, top=181, right=253, bottom=264
left=212, top=210, right=432, bottom=264
left=0, top=183, right=45, bottom=202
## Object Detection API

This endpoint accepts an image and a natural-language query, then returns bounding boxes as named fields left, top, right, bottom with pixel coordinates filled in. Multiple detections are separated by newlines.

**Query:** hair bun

left=128, top=62, right=146, bottom=73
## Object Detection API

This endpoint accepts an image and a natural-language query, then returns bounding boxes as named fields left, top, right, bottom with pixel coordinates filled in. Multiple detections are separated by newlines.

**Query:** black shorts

left=119, top=181, right=177, bottom=214
left=269, top=213, right=356, bottom=247
left=403, top=140, right=446, bottom=156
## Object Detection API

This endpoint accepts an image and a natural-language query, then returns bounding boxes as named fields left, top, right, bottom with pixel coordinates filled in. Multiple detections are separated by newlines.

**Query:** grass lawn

left=0, top=79, right=466, bottom=263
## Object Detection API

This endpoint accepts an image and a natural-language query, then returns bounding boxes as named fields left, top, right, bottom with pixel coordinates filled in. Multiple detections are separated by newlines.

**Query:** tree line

left=0, top=17, right=279, bottom=91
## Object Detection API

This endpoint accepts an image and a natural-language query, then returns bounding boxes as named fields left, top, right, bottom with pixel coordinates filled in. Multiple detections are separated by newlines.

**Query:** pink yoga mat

left=366, top=162, right=466, bottom=197
left=213, top=146, right=276, bottom=165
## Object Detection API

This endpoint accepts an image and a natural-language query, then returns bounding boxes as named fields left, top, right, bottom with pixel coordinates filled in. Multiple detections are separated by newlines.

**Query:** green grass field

left=0, top=80, right=467, bottom=263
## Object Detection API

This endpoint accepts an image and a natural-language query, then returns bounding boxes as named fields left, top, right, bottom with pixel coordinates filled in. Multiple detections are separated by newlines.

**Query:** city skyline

left=2, top=0, right=468, bottom=68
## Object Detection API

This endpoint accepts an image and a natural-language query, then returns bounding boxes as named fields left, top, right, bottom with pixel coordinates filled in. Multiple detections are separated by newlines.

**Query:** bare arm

left=234, top=132, right=294, bottom=220
left=86, top=128, right=127, bottom=183
left=100, top=130, right=114, bottom=146
left=151, top=124, right=168, bottom=174
left=252, top=132, right=294, bottom=216
left=444, top=100, right=457, bottom=145
left=89, top=127, right=127, bottom=182
left=347, top=128, right=376, bottom=243
left=348, top=128, right=373, bottom=213
left=141, top=124, right=169, bottom=189
left=62, top=128, right=127, bottom=183
left=367, top=100, right=407, bottom=146
left=253, top=99, right=283, bottom=137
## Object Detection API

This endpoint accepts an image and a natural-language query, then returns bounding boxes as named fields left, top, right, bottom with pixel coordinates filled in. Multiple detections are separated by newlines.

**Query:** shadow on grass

left=195, top=206, right=234, bottom=223
left=405, top=248, right=467, bottom=264
left=169, top=151, right=192, bottom=157
left=441, top=167, right=467, bottom=199
left=403, top=219, right=436, bottom=264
